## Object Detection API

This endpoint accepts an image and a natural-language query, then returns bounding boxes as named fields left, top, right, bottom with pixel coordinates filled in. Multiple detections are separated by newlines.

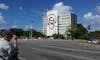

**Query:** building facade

left=43, top=10, right=77, bottom=37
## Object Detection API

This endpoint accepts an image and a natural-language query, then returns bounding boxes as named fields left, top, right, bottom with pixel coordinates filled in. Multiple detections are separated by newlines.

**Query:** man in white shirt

left=0, top=30, right=18, bottom=60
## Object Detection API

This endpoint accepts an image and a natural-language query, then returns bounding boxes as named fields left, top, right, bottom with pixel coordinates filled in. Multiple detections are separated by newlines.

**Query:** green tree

left=90, top=31, right=100, bottom=40
left=23, top=31, right=29, bottom=37
left=67, top=24, right=88, bottom=40
left=0, top=28, right=45, bottom=38
left=9, top=28, right=23, bottom=38
left=52, top=34, right=65, bottom=39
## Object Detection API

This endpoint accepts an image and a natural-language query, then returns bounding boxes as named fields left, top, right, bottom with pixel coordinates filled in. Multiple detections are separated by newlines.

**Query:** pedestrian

left=0, top=30, right=19, bottom=60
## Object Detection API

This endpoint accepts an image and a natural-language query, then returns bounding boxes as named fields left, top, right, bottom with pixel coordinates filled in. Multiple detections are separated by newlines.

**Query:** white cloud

left=25, top=25, right=33, bottom=29
left=51, top=2, right=72, bottom=15
left=0, top=14, right=6, bottom=24
left=12, top=24, right=17, bottom=28
left=84, top=12, right=100, bottom=25
left=0, top=27, right=5, bottom=29
left=96, top=6, right=100, bottom=13
left=19, top=6, right=23, bottom=11
left=0, top=12, right=2, bottom=15
left=0, top=3, right=9, bottom=10
left=25, top=25, right=29, bottom=29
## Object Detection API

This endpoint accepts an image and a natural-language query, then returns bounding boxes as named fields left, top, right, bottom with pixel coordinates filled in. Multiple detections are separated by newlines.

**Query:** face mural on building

left=48, top=14, right=56, bottom=30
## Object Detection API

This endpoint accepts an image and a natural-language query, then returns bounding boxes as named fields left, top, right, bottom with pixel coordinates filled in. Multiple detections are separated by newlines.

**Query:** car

left=88, top=39, right=100, bottom=44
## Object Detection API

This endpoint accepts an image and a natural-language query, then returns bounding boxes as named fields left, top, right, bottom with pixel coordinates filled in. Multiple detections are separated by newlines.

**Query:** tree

left=23, top=31, right=29, bottom=37
left=0, top=29, right=6, bottom=37
left=52, top=34, right=65, bottom=39
left=67, top=24, right=88, bottom=40
left=9, top=28, right=23, bottom=38
left=0, top=28, right=45, bottom=39
left=90, top=31, right=100, bottom=40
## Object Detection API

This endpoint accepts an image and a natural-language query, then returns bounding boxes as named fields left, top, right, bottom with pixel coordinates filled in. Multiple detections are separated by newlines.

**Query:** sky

left=0, top=0, right=100, bottom=31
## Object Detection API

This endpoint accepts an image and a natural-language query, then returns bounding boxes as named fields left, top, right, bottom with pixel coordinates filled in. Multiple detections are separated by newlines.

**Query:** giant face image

left=48, top=14, right=56, bottom=30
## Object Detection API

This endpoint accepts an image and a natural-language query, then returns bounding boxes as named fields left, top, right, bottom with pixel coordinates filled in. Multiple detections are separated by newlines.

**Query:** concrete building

left=43, top=16, right=47, bottom=35
left=43, top=10, right=77, bottom=37
left=58, top=13, right=77, bottom=37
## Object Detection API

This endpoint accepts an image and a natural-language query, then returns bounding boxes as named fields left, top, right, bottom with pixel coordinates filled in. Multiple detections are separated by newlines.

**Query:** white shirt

left=0, top=38, right=13, bottom=60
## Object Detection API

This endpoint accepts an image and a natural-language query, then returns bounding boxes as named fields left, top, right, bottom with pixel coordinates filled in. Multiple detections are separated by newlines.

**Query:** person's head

left=2, top=30, right=13, bottom=42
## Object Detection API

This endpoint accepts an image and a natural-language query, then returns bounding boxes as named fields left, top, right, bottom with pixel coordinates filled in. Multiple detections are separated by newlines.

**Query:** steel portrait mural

left=48, top=14, right=56, bottom=30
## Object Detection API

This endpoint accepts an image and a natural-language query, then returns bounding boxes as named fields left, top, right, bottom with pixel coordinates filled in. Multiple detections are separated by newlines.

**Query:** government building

left=43, top=10, right=77, bottom=38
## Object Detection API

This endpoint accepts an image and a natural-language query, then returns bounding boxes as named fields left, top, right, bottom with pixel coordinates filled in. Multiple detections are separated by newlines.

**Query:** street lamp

left=28, top=24, right=33, bottom=40
left=30, top=24, right=33, bottom=39
left=87, top=25, right=91, bottom=40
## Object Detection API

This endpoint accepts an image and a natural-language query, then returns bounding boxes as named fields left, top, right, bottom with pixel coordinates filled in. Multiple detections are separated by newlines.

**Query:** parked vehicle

left=88, top=39, right=100, bottom=44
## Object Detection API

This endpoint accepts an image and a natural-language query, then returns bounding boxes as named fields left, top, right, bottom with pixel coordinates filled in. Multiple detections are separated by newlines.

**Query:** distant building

left=43, top=10, right=77, bottom=37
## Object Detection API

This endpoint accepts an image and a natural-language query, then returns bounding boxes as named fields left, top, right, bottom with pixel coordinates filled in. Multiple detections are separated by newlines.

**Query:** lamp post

left=30, top=24, right=33, bottom=39
left=88, top=25, right=91, bottom=40
left=30, top=20, right=34, bottom=40
left=28, top=21, right=33, bottom=40
left=28, top=25, right=31, bottom=39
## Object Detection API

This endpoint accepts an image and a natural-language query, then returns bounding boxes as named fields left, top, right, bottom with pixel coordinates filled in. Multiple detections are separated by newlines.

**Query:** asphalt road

left=18, top=39, right=100, bottom=60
